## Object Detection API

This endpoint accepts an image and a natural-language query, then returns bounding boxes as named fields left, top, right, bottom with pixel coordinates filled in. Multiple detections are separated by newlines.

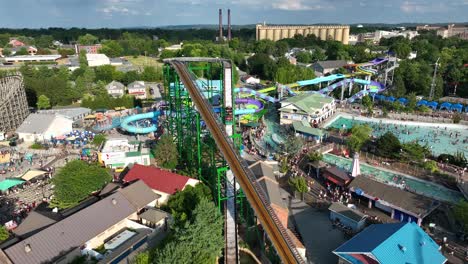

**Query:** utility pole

left=429, top=57, right=440, bottom=100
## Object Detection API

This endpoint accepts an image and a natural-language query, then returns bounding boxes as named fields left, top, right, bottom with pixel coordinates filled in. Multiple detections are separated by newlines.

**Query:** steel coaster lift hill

left=163, top=58, right=304, bottom=264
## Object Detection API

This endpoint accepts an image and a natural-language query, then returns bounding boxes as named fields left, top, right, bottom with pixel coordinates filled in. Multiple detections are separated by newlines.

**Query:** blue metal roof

left=334, top=222, right=446, bottom=264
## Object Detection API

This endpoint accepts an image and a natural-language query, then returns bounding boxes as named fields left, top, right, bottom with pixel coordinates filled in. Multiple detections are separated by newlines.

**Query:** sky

left=0, top=0, right=466, bottom=28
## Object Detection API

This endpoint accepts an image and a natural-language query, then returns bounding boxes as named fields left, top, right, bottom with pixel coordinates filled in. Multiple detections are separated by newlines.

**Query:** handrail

left=170, top=60, right=304, bottom=264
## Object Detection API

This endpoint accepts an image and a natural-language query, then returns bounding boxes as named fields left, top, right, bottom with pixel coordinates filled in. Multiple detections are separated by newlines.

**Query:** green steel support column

left=196, top=113, right=202, bottom=177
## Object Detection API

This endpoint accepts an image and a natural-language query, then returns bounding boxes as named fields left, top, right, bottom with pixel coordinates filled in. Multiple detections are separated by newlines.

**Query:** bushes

left=288, top=176, right=308, bottom=193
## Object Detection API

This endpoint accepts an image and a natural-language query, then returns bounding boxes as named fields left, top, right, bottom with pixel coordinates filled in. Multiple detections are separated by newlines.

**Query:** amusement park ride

left=92, top=56, right=396, bottom=263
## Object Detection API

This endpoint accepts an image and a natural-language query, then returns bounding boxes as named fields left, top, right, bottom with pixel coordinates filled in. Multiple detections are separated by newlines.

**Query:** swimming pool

left=325, top=115, right=468, bottom=156
left=323, top=153, right=464, bottom=204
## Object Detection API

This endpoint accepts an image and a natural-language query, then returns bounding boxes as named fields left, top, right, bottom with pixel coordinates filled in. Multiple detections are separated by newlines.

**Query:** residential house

left=333, top=222, right=447, bottom=264
left=76, top=44, right=102, bottom=54
left=328, top=203, right=367, bottom=232
left=27, top=46, right=37, bottom=55
left=164, top=43, right=183, bottom=51
left=240, top=75, right=261, bottom=85
left=0, top=180, right=168, bottom=264
left=127, top=81, right=147, bottom=99
left=8, top=39, right=25, bottom=47
left=312, top=60, right=349, bottom=76
left=86, top=53, right=110, bottom=67
left=122, top=164, right=200, bottom=206
left=279, top=93, right=336, bottom=125
left=16, top=114, right=74, bottom=142
left=105, top=81, right=126, bottom=98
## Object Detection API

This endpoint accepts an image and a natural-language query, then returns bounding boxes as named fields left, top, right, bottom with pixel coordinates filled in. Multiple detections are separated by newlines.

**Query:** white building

left=279, top=93, right=336, bottom=125
left=16, top=114, right=74, bottom=142
left=86, top=53, right=110, bottom=67
left=241, top=75, right=261, bottom=85
left=106, top=81, right=126, bottom=98
left=4, top=55, right=61, bottom=63
left=99, top=138, right=151, bottom=169
left=127, top=81, right=147, bottom=99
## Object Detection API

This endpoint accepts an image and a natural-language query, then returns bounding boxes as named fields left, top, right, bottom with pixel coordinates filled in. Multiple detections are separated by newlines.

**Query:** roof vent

left=24, top=244, right=31, bottom=253
left=420, top=240, right=426, bottom=246
left=112, top=198, right=117, bottom=205
left=398, top=244, right=406, bottom=252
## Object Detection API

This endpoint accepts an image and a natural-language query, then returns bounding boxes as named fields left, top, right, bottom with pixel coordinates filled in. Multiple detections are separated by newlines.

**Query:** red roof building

left=122, top=164, right=199, bottom=205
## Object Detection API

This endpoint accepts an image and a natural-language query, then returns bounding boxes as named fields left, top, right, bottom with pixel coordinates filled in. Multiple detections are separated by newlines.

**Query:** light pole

left=429, top=57, right=440, bottom=100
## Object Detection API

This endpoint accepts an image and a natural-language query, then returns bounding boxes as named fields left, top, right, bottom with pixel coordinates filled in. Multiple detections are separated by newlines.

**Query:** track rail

left=170, top=61, right=304, bottom=264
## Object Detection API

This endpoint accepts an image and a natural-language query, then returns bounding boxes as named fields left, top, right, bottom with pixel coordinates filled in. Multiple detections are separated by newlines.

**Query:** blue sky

left=0, top=0, right=466, bottom=28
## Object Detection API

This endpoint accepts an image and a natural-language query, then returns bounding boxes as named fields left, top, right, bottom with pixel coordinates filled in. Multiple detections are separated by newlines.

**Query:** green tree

left=36, top=94, right=51, bottom=109
left=35, top=35, right=53, bottom=48
left=0, top=226, right=9, bottom=242
left=401, top=142, right=431, bottom=162
left=92, top=134, right=107, bottom=147
left=376, top=132, right=401, bottom=159
left=79, top=49, right=88, bottom=67
left=95, top=65, right=117, bottom=83
left=247, top=53, right=276, bottom=80
left=295, top=51, right=312, bottom=63
left=454, top=200, right=468, bottom=233
left=307, top=151, right=323, bottom=162
left=347, top=124, right=372, bottom=153
left=288, top=176, right=308, bottom=194
left=78, top=33, right=98, bottom=45
left=2, top=48, right=11, bottom=56
left=154, top=198, right=224, bottom=264
left=162, top=183, right=212, bottom=226
left=141, top=66, right=162, bottom=82
left=50, top=160, right=112, bottom=209
left=361, top=95, right=373, bottom=111
left=58, top=48, right=76, bottom=57
left=153, top=134, right=178, bottom=169
left=99, top=40, right=124, bottom=57
left=15, top=47, right=28, bottom=55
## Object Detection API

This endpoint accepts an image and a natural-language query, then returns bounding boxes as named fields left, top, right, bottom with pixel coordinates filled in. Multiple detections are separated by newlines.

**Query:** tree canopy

left=347, top=124, right=372, bottom=153
left=50, top=160, right=112, bottom=209
left=36, top=94, right=51, bottom=109
left=153, top=134, right=178, bottom=170
left=161, top=183, right=212, bottom=226
left=375, top=132, right=401, bottom=159
left=0, top=226, right=9, bottom=242
left=454, top=200, right=468, bottom=233
left=152, top=198, right=224, bottom=264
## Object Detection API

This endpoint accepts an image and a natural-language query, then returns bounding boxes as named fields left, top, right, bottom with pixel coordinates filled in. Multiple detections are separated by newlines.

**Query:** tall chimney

left=228, top=9, right=231, bottom=41
left=219, top=9, right=223, bottom=42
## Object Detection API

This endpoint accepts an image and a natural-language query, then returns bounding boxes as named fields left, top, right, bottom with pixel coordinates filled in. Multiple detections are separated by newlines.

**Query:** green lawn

left=124, top=56, right=163, bottom=68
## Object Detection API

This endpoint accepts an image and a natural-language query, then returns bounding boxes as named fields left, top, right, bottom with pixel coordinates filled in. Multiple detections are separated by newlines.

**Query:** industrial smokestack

left=228, top=9, right=231, bottom=41
left=219, top=9, right=223, bottom=42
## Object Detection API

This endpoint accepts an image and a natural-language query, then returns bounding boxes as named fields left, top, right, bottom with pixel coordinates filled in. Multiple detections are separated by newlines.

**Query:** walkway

left=288, top=197, right=347, bottom=264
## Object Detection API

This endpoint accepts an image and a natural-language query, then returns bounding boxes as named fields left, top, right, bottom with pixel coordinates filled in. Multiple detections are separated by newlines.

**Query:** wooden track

left=170, top=61, right=304, bottom=264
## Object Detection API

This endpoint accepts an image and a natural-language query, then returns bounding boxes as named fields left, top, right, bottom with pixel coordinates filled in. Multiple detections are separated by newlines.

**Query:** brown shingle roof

left=348, top=176, right=437, bottom=217
left=4, top=180, right=158, bottom=264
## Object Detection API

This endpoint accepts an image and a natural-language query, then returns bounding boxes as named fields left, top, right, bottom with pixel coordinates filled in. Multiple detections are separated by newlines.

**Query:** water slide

left=120, top=111, right=161, bottom=134
left=234, top=88, right=279, bottom=103
left=235, top=98, right=264, bottom=115
left=348, top=80, right=385, bottom=103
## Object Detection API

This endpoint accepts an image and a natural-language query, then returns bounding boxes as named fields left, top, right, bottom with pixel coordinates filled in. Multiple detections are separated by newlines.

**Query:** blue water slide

left=296, top=74, right=346, bottom=86
left=120, top=111, right=161, bottom=134
left=234, top=88, right=279, bottom=103
left=348, top=81, right=385, bottom=103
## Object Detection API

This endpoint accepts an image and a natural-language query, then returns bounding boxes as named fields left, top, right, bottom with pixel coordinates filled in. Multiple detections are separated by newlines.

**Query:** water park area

left=322, top=153, right=464, bottom=204
left=325, top=114, right=468, bottom=156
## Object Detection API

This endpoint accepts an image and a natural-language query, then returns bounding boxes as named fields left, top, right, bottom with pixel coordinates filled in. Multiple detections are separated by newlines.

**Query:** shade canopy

left=417, top=100, right=428, bottom=106
left=439, top=102, right=452, bottom=110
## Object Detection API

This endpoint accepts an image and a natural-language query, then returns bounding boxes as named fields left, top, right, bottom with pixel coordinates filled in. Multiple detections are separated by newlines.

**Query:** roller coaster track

left=170, top=60, right=304, bottom=264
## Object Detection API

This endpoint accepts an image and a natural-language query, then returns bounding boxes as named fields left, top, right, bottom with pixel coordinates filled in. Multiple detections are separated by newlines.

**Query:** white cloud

left=400, top=0, right=449, bottom=13
left=271, top=0, right=329, bottom=10
left=98, top=0, right=143, bottom=16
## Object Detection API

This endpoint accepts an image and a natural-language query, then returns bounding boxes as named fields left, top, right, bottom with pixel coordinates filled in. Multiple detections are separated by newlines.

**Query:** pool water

left=323, top=153, right=464, bottom=204
left=326, top=116, right=468, bottom=156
